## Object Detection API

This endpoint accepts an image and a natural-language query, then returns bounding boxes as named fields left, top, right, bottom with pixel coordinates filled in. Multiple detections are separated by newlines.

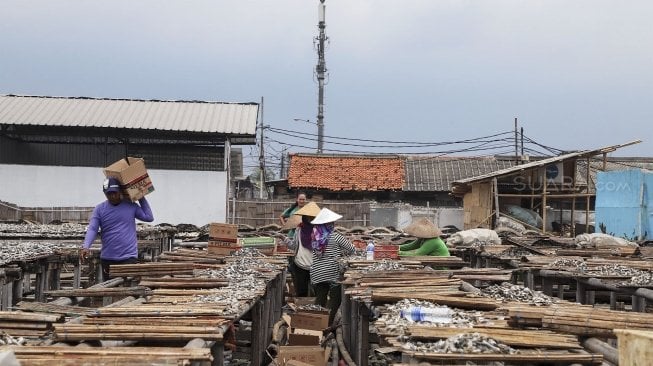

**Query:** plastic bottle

left=399, top=306, right=453, bottom=323
left=366, top=240, right=375, bottom=260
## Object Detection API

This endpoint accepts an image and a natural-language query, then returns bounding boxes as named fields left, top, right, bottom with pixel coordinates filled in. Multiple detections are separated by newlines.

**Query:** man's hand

left=80, top=248, right=91, bottom=262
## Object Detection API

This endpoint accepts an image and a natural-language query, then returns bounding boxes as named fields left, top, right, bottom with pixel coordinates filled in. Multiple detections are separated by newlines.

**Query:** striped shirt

left=310, top=231, right=356, bottom=285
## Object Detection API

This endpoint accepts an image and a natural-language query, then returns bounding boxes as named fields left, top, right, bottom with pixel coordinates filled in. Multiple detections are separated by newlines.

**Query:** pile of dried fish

left=584, top=264, right=641, bottom=277
left=547, top=258, right=586, bottom=271
left=231, top=248, right=266, bottom=257
left=622, top=271, right=653, bottom=286
left=398, top=332, right=517, bottom=354
left=0, top=222, right=165, bottom=239
left=0, top=331, right=26, bottom=346
left=376, top=299, right=491, bottom=335
left=497, top=247, right=533, bottom=258
left=481, top=282, right=554, bottom=306
left=297, top=304, right=329, bottom=312
left=362, top=259, right=410, bottom=273
left=194, top=254, right=281, bottom=315
left=0, top=241, right=79, bottom=265
left=0, top=223, right=87, bottom=238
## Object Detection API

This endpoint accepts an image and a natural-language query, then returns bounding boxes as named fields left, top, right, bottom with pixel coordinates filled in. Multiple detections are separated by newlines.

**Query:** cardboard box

left=277, top=346, right=326, bottom=366
left=208, top=240, right=240, bottom=248
left=288, top=328, right=322, bottom=346
left=616, top=329, right=653, bottom=366
left=207, top=244, right=242, bottom=256
left=292, top=297, right=316, bottom=306
left=103, top=157, right=154, bottom=201
left=209, top=223, right=238, bottom=240
left=291, top=312, right=329, bottom=331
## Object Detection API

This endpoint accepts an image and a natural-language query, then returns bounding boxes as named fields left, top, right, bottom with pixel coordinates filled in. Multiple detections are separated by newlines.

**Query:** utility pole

left=315, top=0, right=328, bottom=153
left=279, top=146, right=287, bottom=179
left=258, top=97, right=266, bottom=199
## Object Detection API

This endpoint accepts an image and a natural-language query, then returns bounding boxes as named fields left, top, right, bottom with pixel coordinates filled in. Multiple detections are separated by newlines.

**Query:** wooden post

left=586, top=156, right=591, bottom=233
left=12, top=276, right=23, bottom=306
left=542, top=169, right=548, bottom=233
left=493, top=177, right=500, bottom=228
left=541, top=278, right=554, bottom=296
left=576, top=280, right=587, bottom=304
left=632, top=295, right=647, bottom=312
left=73, top=264, right=81, bottom=289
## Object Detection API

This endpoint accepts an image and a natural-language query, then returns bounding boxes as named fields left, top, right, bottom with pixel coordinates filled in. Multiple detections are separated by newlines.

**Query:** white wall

left=0, top=164, right=227, bottom=226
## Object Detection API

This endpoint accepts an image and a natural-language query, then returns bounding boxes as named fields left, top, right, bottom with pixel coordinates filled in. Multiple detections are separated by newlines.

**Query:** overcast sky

left=2, top=1, right=651, bottom=175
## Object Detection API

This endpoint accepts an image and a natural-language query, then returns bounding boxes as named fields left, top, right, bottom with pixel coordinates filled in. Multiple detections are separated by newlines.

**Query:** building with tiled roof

left=285, top=153, right=521, bottom=204
left=287, top=154, right=404, bottom=199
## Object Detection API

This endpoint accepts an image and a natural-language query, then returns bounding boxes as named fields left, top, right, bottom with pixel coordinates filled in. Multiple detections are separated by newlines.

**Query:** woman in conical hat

left=309, top=208, right=356, bottom=326
left=286, top=202, right=321, bottom=297
left=398, top=217, right=449, bottom=257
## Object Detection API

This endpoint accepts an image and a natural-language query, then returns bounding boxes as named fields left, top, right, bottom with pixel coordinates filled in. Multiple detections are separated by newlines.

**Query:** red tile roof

left=288, top=154, right=405, bottom=191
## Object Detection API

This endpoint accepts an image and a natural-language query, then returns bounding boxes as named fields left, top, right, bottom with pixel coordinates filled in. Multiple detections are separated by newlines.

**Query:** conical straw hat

left=311, top=208, right=343, bottom=225
left=294, top=202, right=321, bottom=217
left=403, top=217, right=442, bottom=238
left=281, top=215, right=302, bottom=232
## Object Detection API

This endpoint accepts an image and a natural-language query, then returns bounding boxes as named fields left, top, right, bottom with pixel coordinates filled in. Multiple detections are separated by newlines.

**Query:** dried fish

left=0, top=240, right=79, bottom=265
left=193, top=254, right=281, bottom=315
left=362, top=259, right=411, bottom=273
left=397, top=332, right=517, bottom=354
left=297, top=304, right=329, bottom=312
left=481, top=282, right=554, bottom=306
left=375, top=299, right=491, bottom=335
left=0, top=331, right=26, bottom=346
left=547, top=258, right=586, bottom=271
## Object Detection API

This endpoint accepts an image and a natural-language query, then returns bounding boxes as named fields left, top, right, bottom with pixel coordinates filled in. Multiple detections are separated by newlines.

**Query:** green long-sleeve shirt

left=398, top=237, right=449, bottom=257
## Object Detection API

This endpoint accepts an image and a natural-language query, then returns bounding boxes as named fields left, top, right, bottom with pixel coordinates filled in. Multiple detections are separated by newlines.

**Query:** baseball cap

left=103, top=177, right=122, bottom=193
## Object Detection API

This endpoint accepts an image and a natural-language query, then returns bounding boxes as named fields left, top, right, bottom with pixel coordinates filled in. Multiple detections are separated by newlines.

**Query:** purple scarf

left=299, top=222, right=313, bottom=250
left=312, top=223, right=335, bottom=254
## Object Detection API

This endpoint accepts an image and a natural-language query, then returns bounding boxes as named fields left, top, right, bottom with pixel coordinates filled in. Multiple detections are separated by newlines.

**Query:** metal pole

left=316, top=0, right=327, bottom=153
left=224, top=138, right=231, bottom=222
left=259, top=97, right=265, bottom=199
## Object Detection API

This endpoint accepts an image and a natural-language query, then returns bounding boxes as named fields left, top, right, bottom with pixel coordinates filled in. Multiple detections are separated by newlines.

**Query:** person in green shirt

left=399, top=217, right=449, bottom=257
left=279, top=192, right=307, bottom=239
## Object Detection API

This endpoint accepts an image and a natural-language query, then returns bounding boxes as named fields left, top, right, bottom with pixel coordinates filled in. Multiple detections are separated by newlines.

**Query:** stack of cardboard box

left=276, top=299, right=330, bottom=366
left=207, top=223, right=241, bottom=255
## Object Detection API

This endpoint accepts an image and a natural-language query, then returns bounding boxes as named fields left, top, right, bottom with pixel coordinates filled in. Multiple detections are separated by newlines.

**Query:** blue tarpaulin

left=595, top=169, right=651, bottom=240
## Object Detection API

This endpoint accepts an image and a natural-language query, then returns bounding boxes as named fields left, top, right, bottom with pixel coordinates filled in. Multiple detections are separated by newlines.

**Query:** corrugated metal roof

left=452, top=141, right=641, bottom=185
left=0, top=95, right=258, bottom=135
left=404, top=156, right=516, bottom=191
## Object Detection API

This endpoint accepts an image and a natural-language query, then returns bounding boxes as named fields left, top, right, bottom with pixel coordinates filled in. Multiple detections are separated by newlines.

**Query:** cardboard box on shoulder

left=103, top=157, right=154, bottom=201
left=209, top=223, right=238, bottom=240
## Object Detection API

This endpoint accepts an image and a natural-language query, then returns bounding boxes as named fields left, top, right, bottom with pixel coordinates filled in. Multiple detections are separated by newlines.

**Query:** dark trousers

left=313, top=281, right=342, bottom=326
left=101, top=257, right=138, bottom=281
left=293, top=265, right=312, bottom=297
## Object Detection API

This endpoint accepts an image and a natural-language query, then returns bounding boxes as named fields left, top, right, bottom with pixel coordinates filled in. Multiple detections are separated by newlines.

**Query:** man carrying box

left=81, top=177, right=154, bottom=280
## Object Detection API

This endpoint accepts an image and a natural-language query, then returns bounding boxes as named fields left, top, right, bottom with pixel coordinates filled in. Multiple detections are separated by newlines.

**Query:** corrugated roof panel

left=404, top=156, right=516, bottom=192
left=0, top=95, right=258, bottom=135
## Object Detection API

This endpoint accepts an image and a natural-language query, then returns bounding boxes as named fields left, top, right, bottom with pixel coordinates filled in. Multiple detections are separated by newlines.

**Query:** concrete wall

left=0, top=164, right=227, bottom=226
left=370, top=204, right=464, bottom=230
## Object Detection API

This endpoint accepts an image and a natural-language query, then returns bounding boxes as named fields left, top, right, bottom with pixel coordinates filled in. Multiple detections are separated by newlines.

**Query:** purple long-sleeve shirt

left=83, top=198, right=154, bottom=260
